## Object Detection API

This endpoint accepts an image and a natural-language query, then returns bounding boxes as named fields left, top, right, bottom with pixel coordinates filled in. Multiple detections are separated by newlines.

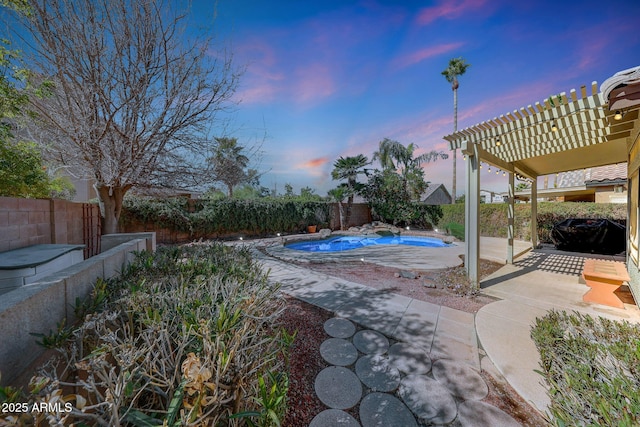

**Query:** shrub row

left=120, top=196, right=332, bottom=237
left=1, top=243, right=290, bottom=426
left=438, top=202, right=627, bottom=242
left=531, top=310, right=640, bottom=426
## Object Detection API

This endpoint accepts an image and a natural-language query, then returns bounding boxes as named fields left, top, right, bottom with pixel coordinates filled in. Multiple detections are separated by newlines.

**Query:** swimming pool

left=285, top=235, right=450, bottom=252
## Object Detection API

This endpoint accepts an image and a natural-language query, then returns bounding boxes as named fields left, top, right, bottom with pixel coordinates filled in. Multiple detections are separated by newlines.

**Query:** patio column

left=465, top=143, right=480, bottom=287
left=531, top=178, right=538, bottom=248
left=507, top=171, right=514, bottom=264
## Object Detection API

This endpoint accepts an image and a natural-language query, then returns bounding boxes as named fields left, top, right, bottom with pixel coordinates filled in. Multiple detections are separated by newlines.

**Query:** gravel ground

left=277, top=260, right=551, bottom=426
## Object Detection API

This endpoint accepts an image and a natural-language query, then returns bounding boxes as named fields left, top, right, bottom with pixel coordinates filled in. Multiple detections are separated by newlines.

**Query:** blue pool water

left=285, top=235, right=450, bottom=252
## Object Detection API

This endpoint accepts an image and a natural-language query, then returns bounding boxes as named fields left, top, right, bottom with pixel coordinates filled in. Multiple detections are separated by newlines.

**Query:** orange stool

left=582, top=259, right=631, bottom=309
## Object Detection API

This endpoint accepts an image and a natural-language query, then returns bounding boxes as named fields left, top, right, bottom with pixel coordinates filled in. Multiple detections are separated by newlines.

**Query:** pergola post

left=531, top=178, right=538, bottom=248
left=507, top=171, right=515, bottom=263
left=465, top=143, right=480, bottom=288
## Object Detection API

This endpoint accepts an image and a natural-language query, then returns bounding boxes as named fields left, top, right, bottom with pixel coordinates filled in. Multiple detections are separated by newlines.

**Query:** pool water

left=285, top=235, right=450, bottom=252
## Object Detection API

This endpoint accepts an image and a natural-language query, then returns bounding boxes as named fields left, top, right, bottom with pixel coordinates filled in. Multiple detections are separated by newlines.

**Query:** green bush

left=439, top=202, right=626, bottom=243
left=3, top=243, right=290, bottom=426
left=121, top=196, right=332, bottom=237
left=531, top=310, right=640, bottom=426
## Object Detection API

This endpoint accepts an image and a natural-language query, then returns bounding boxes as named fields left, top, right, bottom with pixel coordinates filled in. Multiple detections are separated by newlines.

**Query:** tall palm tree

left=442, top=57, right=470, bottom=203
left=331, top=154, right=369, bottom=227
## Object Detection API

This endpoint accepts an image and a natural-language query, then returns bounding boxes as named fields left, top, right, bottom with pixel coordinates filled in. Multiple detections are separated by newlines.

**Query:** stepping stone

left=355, top=354, right=401, bottom=392
left=398, top=374, right=457, bottom=425
left=353, top=330, right=389, bottom=354
left=320, top=338, right=358, bottom=366
left=309, top=409, right=361, bottom=427
left=387, top=343, right=432, bottom=375
left=457, top=401, right=521, bottom=427
left=324, top=318, right=356, bottom=338
left=431, top=359, right=489, bottom=401
left=359, top=392, right=417, bottom=427
left=315, top=366, right=362, bottom=409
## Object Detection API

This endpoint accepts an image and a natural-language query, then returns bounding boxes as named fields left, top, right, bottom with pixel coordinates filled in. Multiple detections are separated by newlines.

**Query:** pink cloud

left=302, top=157, right=331, bottom=169
left=416, top=0, right=489, bottom=25
left=394, top=42, right=464, bottom=69
left=292, top=63, right=336, bottom=104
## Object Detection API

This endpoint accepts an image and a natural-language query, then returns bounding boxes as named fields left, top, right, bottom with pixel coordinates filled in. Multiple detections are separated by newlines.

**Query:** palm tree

left=442, top=57, right=471, bottom=203
left=327, top=185, right=349, bottom=230
left=331, top=154, right=369, bottom=227
left=373, top=138, right=447, bottom=199
left=210, top=137, right=250, bottom=197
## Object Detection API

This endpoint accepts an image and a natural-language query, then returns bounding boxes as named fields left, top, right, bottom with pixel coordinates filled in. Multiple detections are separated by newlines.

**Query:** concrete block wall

left=0, top=198, right=52, bottom=252
left=0, top=235, right=154, bottom=386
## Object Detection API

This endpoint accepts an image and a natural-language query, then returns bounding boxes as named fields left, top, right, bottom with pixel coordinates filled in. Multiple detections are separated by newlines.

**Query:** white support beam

left=507, top=172, right=515, bottom=264
left=466, top=142, right=480, bottom=288
left=531, top=178, right=538, bottom=249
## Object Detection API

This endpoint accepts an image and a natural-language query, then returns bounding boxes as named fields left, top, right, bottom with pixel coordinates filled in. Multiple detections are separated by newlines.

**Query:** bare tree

left=14, top=0, right=240, bottom=233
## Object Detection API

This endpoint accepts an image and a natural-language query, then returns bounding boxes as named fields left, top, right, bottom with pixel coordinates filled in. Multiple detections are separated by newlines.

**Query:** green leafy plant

left=531, top=310, right=640, bottom=426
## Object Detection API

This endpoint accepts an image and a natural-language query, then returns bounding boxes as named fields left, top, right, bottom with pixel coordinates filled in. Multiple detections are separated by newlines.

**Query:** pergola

left=443, top=66, right=640, bottom=289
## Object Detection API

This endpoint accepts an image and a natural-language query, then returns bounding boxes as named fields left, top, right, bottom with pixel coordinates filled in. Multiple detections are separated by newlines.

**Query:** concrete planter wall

left=0, top=233, right=155, bottom=386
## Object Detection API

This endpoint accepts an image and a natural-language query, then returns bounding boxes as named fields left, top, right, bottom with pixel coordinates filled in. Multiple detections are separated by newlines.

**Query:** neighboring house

left=479, top=189, right=505, bottom=204
left=421, top=183, right=452, bottom=205
left=515, top=163, right=627, bottom=203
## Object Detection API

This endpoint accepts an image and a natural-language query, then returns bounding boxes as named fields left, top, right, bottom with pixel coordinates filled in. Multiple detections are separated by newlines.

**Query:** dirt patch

left=301, top=257, right=503, bottom=313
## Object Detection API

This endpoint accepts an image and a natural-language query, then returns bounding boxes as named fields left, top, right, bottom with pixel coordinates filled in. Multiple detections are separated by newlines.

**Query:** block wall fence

left=0, top=197, right=100, bottom=256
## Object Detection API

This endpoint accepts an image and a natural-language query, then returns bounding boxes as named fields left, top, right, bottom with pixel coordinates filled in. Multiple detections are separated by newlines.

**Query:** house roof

left=421, top=183, right=450, bottom=200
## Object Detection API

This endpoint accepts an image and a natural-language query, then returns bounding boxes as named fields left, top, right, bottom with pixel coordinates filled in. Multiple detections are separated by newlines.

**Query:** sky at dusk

left=201, top=0, right=640, bottom=197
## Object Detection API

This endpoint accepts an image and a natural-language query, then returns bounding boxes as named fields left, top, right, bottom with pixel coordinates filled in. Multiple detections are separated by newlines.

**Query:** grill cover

left=550, top=218, right=625, bottom=255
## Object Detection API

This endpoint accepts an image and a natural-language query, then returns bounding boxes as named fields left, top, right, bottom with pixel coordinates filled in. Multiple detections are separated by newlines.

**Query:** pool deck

left=236, top=233, right=640, bottom=419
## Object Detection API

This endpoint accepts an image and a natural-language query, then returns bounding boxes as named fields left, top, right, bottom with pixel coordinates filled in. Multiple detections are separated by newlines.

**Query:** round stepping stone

left=359, top=392, right=418, bottom=427
left=398, top=374, right=457, bottom=425
left=355, top=354, right=401, bottom=392
left=458, top=401, right=521, bottom=427
left=309, top=409, right=361, bottom=427
left=432, top=359, right=489, bottom=401
left=353, top=330, right=389, bottom=354
left=324, top=318, right=356, bottom=338
left=387, top=343, right=432, bottom=375
left=320, top=338, right=358, bottom=366
left=315, top=366, right=362, bottom=409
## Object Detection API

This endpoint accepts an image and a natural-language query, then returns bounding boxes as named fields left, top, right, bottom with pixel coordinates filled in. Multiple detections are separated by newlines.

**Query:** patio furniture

left=581, top=259, right=631, bottom=308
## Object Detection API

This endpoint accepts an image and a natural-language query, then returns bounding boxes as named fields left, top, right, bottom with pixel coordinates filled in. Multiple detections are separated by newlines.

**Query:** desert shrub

left=531, top=310, right=640, bottom=426
left=444, top=222, right=465, bottom=240
left=2, top=243, right=289, bottom=426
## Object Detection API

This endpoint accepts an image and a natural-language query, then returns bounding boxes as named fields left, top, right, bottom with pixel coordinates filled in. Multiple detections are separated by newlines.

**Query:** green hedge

left=120, top=196, right=332, bottom=237
left=438, top=202, right=626, bottom=242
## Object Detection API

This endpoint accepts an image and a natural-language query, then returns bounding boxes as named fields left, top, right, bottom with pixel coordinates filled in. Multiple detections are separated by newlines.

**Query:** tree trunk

left=96, top=184, right=131, bottom=235
left=345, top=194, right=354, bottom=228
left=337, top=201, right=346, bottom=231
left=452, top=87, right=458, bottom=204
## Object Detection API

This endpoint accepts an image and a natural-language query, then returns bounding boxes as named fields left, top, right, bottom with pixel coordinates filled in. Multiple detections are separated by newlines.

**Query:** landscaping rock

left=319, top=228, right=332, bottom=238
left=431, top=359, right=489, bottom=401
left=348, top=226, right=361, bottom=232
left=443, top=236, right=454, bottom=244
left=320, top=338, right=358, bottom=366
left=387, top=343, right=432, bottom=375
left=457, top=401, right=521, bottom=427
left=315, top=366, right=362, bottom=410
left=309, top=409, right=361, bottom=427
left=324, top=318, right=356, bottom=338
left=399, top=270, right=417, bottom=279
left=359, top=392, right=417, bottom=427
left=422, top=280, right=436, bottom=288
left=398, top=374, right=457, bottom=425
left=355, top=354, right=401, bottom=392
left=353, top=330, right=389, bottom=354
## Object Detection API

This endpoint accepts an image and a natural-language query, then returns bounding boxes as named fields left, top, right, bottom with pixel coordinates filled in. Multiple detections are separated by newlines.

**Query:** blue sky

left=205, top=0, right=640, bottom=197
